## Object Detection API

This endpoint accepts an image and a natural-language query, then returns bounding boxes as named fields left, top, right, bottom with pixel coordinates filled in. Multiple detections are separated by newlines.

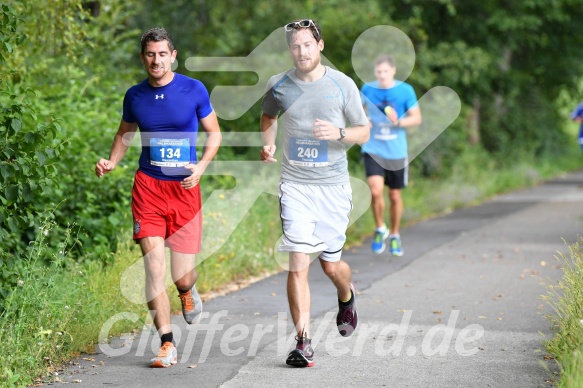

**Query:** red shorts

left=131, top=170, right=202, bottom=254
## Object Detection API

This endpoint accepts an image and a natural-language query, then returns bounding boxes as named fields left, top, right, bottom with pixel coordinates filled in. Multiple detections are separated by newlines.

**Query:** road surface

left=58, top=171, right=583, bottom=387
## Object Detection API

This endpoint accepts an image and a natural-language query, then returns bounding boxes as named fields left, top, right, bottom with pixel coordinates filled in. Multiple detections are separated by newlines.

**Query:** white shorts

left=278, top=181, right=353, bottom=262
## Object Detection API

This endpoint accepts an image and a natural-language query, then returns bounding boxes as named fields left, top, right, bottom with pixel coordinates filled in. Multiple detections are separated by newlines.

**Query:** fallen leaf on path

left=478, top=316, right=487, bottom=319
left=540, top=261, right=547, bottom=267
left=188, top=364, right=198, bottom=369
left=433, top=310, right=442, bottom=315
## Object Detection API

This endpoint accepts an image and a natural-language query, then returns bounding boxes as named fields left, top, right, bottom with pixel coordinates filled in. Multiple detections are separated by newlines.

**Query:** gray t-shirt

left=262, top=66, right=368, bottom=185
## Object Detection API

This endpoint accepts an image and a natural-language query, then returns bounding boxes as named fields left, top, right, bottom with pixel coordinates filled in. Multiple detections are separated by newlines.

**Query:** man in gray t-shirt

left=260, top=18, right=369, bottom=368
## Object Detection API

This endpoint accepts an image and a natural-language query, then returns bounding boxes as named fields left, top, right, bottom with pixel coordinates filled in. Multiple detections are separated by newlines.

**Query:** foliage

left=0, top=214, right=88, bottom=387
left=543, top=240, right=583, bottom=387
left=0, top=1, right=66, bottom=296
left=0, top=0, right=144, bottom=276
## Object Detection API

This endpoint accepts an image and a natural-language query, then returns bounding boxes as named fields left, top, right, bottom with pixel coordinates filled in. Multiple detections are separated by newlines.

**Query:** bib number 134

left=150, top=138, right=190, bottom=167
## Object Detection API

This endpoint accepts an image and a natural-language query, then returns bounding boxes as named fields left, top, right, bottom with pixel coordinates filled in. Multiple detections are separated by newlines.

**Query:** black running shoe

left=286, top=332, right=314, bottom=368
left=337, top=283, right=358, bottom=337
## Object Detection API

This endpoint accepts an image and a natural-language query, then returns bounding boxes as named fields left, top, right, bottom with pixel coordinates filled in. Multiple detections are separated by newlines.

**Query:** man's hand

left=261, top=145, right=277, bottom=163
left=313, top=119, right=341, bottom=140
left=182, top=163, right=204, bottom=189
left=384, top=106, right=398, bottom=125
left=95, top=159, right=115, bottom=178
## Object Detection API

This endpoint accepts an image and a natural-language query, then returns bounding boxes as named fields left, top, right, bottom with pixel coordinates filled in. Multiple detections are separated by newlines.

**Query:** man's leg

left=367, top=175, right=386, bottom=229
left=286, top=252, right=315, bottom=367
left=388, top=188, right=403, bottom=235
left=170, top=251, right=197, bottom=291
left=141, top=236, right=171, bottom=337
left=171, top=251, right=202, bottom=325
left=287, top=252, right=312, bottom=336
left=368, top=175, right=390, bottom=253
left=140, top=236, right=178, bottom=368
left=319, top=259, right=351, bottom=302
left=320, top=258, right=357, bottom=337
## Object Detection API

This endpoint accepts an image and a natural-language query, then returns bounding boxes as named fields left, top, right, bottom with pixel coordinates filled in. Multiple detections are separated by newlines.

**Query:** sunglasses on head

left=284, top=19, right=321, bottom=38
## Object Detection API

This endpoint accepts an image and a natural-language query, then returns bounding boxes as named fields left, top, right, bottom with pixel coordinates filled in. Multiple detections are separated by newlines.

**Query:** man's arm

left=95, top=119, right=138, bottom=177
left=196, top=111, right=222, bottom=169
left=260, top=113, right=278, bottom=163
left=181, top=111, right=222, bottom=189
left=394, top=106, right=422, bottom=128
left=312, top=119, right=370, bottom=145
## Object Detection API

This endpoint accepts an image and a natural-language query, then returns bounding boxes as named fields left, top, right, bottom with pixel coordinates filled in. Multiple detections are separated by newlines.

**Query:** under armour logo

left=155, top=94, right=164, bottom=99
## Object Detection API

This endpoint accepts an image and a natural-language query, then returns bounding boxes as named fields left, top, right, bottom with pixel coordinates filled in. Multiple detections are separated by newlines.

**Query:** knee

left=174, top=278, right=191, bottom=291
left=388, top=190, right=401, bottom=203
left=371, top=191, right=384, bottom=201
left=321, top=261, right=338, bottom=278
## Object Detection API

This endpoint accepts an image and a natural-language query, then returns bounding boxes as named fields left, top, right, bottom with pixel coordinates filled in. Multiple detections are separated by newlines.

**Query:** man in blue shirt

left=571, top=103, right=583, bottom=153
left=95, top=28, right=222, bottom=368
left=361, top=55, right=421, bottom=256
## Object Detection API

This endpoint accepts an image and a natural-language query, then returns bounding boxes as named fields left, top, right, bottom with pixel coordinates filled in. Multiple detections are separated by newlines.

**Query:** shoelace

left=374, top=231, right=385, bottom=242
left=340, top=306, right=353, bottom=324
left=179, top=291, right=194, bottom=311
left=295, top=334, right=311, bottom=352
left=158, top=342, right=173, bottom=357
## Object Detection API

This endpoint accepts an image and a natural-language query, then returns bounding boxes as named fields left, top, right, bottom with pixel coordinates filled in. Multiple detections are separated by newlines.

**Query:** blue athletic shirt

left=122, top=73, right=213, bottom=181
left=360, top=80, right=418, bottom=160
left=570, top=103, right=583, bottom=147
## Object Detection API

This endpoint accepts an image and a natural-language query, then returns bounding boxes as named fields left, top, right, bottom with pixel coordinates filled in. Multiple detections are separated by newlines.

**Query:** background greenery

left=1, top=0, right=583, bottom=385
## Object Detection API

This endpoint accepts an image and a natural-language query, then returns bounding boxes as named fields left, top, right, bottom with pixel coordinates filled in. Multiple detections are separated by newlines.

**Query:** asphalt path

left=57, top=170, right=583, bottom=387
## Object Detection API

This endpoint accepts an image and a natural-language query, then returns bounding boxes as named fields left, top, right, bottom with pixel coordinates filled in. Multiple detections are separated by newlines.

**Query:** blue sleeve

left=571, top=103, right=583, bottom=120
left=360, top=84, right=373, bottom=111
left=195, top=80, right=213, bottom=120
left=404, top=84, right=419, bottom=111
left=122, top=88, right=136, bottom=123
left=360, top=84, right=367, bottom=103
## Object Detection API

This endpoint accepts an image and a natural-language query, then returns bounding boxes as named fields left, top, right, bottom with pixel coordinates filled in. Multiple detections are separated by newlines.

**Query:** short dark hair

left=140, top=27, right=175, bottom=54
left=375, top=55, right=395, bottom=68
left=285, top=19, right=322, bottom=46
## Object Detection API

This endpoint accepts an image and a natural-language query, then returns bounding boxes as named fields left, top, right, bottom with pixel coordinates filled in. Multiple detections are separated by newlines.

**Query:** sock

left=161, top=332, right=173, bottom=345
left=375, top=224, right=387, bottom=232
left=339, top=288, right=354, bottom=306
left=389, top=233, right=400, bottom=239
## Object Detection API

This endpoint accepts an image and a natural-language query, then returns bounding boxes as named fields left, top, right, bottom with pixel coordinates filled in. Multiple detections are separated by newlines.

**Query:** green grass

left=542, top=240, right=583, bottom=387
left=1, top=142, right=582, bottom=386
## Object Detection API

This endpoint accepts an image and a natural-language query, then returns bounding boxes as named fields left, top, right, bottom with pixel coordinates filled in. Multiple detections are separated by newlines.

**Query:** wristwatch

left=338, top=127, right=346, bottom=141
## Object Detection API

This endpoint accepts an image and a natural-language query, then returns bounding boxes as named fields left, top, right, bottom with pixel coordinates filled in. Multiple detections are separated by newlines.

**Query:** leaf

left=4, top=41, right=12, bottom=53
left=36, top=151, right=47, bottom=166
left=10, top=118, right=21, bottom=133
left=7, top=217, right=18, bottom=232
left=5, top=185, right=18, bottom=201
left=0, top=165, right=12, bottom=179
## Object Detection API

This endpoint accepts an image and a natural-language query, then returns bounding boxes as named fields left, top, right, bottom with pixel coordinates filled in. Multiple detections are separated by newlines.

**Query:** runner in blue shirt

left=570, top=102, right=583, bottom=153
left=95, top=28, right=222, bottom=368
left=361, top=55, right=422, bottom=256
